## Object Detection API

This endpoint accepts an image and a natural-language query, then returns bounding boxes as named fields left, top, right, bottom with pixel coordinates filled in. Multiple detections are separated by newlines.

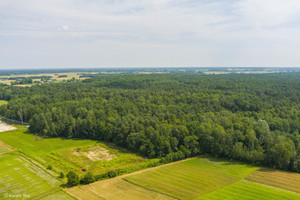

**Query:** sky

left=1, top=0, right=300, bottom=68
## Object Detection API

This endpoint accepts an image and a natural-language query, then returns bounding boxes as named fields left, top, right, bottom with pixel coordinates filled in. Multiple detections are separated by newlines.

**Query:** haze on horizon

left=1, top=0, right=300, bottom=69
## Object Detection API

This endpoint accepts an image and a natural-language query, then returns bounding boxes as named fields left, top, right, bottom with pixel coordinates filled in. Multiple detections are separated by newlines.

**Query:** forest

left=0, top=73, right=300, bottom=172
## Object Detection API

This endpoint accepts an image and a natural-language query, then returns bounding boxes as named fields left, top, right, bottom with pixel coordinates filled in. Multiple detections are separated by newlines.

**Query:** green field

left=124, top=157, right=300, bottom=200
left=181, top=156, right=258, bottom=179
left=197, top=180, right=300, bottom=200
left=124, top=157, right=255, bottom=200
left=0, top=154, right=60, bottom=199
left=0, top=128, right=151, bottom=176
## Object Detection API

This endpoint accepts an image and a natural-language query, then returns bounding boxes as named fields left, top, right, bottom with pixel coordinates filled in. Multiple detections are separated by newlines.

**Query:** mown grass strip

left=0, top=154, right=60, bottom=199
left=196, top=179, right=300, bottom=200
left=124, top=162, right=237, bottom=200
left=246, top=168, right=300, bottom=193
left=182, top=156, right=258, bottom=179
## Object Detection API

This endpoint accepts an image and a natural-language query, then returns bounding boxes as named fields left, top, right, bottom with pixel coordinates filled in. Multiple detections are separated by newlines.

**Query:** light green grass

left=0, top=100, right=8, bottom=106
left=0, top=130, right=98, bottom=156
left=182, top=156, right=258, bottom=179
left=39, top=190, right=76, bottom=200
left=124, top=162, right=237, bottom=200
left=40, top=143, right=146, bottom=175
left=0, top=129, right=149, bottom=175
left=197, top=180, right=300, bottom=200
left=0, top=154, right=60, bottom=200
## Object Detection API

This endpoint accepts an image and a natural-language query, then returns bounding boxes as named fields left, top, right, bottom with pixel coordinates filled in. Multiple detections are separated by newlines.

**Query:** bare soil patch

left=73, top=146, right=116, bottom=161
left=0, top=121, right=16, bottom=132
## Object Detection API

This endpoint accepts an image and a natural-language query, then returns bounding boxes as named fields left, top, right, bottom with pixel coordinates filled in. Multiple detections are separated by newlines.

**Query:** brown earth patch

left=73, top=146, right=116, bottom=161
left=0, top=121, right=16, bottom=132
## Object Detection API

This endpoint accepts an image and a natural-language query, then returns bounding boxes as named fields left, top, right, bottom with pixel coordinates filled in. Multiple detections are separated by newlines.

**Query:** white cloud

left=0, top=0, right=300, bottom=67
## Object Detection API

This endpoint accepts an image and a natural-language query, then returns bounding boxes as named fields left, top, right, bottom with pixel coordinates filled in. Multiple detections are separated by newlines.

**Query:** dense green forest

left=0, top=73, right=300, bottom=172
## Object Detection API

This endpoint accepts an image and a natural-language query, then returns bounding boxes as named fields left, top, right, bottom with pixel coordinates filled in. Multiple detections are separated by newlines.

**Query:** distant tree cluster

left=0, top=73, right=300, bottom=172
left=11, top=78, right=33, bottom=85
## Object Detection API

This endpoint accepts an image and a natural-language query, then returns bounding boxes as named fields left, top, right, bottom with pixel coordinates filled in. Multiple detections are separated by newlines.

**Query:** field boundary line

left=242, top=178, right=300, bottom=194
left=122, top=178, right=178, bottom=200
left=29, top=188, right=61, bottom=200
left=17, top=152, right=59, bottom=179
left=120, top=157, right=195, bottom=179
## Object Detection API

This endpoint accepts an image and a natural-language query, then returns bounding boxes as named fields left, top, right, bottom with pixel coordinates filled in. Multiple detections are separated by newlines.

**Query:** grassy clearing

left=67, top=178, right=174, bottom=200
left=197, top=180, right=300, bottom=200
left=0, top=154, right=60, bottom=199
left=246, top=168, right=300, bottom=193
left=0, top=128, right=150, bottom=176
left=124, top=161, right=237, bottom=200
left=40, top=143, right=145, bottom=175
left=182, top=156, right=258, bottom=179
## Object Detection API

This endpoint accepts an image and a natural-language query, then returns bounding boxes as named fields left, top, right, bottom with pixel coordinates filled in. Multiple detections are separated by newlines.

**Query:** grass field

left=124, top=157, right=254, bottom=200
left=0, top=128, right=150, bottom=176
left=181, top=156, right=258, bottom=179
left=67, top=178, right=174, bottom=200
left=0, top=154, right=60, bottom=199
left=123, top=156, right=299, bottom=200
left=197, top=180, right=300, bottom=200
left=246, top=168, right=300, bottom=193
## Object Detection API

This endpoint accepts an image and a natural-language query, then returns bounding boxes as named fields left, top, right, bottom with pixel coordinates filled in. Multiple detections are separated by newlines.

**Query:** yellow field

left=67, top=177, right=174, bottom=200
left=0, top=72, right=96, bottom=85
left=246, top=168, right=300, bottom=193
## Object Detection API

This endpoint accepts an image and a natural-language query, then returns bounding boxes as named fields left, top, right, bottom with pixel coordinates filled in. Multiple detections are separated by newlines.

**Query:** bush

left=80, top=172, right=95, bottom=184
left=47, top=165, right=52, bottom=170
left=59, top=171, right=65, bottom=178
left=67, top=171, right=79, bottom=186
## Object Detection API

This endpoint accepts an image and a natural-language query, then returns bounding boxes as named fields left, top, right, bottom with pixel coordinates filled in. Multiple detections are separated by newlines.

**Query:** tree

left=67, top=171, right=79, bottom=186
left=60, top=171, right=65, bottom=178
left=80, top=172, right=95, bottom=184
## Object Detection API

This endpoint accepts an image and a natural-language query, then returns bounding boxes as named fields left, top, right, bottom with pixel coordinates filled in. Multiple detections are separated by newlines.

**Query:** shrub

left=80, top=172, right=95, bottom=184
left=47, top=165, right=52, bottom=170
left=67, top=171, right=79, bottom=186
left=59, top=171, right=65, bottom=178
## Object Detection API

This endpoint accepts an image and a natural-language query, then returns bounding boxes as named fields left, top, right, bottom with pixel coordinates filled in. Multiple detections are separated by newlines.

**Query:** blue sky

left=1, top=0, right=300, bottom=68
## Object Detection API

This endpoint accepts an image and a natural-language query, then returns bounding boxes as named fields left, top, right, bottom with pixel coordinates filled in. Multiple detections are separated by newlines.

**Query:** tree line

left=0, top=73, right=300, bottom=172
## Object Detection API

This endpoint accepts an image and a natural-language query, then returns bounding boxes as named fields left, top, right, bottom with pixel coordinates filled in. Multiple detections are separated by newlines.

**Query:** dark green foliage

left=80, top=172, right=95, bottom=184
left=1, top=73, right=300, bottom=172
left=60, top=171, right=65, bottom=178
left=47, top=165, right=52, bottom=170
left=67, top=171, right=79, bottom=186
